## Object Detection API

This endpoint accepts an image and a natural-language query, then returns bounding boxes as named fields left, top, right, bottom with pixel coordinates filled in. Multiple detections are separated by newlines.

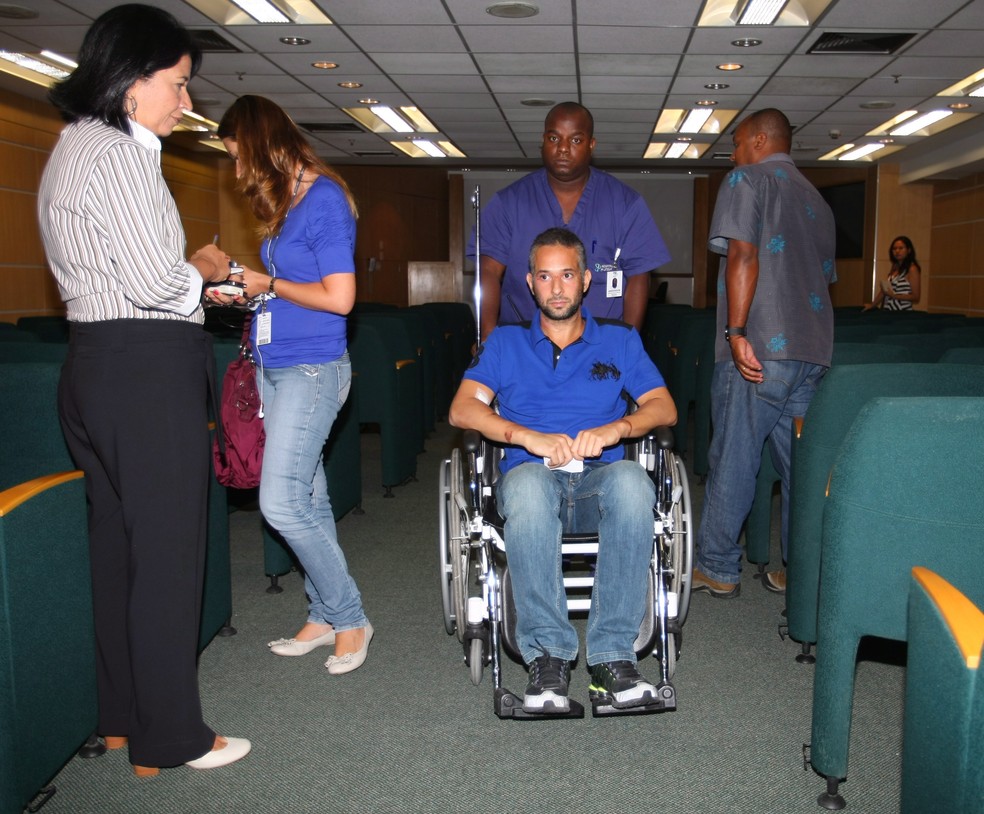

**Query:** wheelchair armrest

left=462, top=429, right=482, bottom=454
left=648, top=426, right=675, bottom=450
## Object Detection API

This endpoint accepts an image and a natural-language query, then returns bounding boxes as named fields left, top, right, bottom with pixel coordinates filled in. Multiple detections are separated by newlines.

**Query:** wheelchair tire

left=671, top=452, right=694, bottom=627
left=448, top=448, right=470, bottom=642
left=468, top=637, right=484, bottom=686
left=438, top=457, right=455, bottom=635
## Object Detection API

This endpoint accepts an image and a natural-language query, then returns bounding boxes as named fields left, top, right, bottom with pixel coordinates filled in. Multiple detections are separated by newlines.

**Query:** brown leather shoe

left=763, top=569, right=786, bottom=594
left=692, top=567, right=740, bottom=598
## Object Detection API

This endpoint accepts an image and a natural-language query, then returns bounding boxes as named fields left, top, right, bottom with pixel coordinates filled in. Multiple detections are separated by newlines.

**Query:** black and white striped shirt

left=38, top=117, right=203, bottom=323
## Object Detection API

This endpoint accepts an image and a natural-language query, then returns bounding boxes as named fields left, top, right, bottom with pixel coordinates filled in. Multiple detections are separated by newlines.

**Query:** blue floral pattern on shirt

left=767, top=333, right=789, bottom=353
left=767, top=235, right=786, bottom=254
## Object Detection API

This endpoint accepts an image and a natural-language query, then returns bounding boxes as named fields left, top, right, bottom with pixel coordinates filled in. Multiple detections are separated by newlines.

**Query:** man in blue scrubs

left=475, top=102, right=671, bottom=340
left=450, top=227, right=677, bottom=714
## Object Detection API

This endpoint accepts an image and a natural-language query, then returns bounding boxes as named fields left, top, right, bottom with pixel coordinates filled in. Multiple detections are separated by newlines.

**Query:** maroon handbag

left=213, top=316, right=265, bottom=488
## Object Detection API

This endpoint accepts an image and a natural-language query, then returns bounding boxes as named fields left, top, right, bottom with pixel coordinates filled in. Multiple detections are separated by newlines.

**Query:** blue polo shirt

left=252, top=176, right=355, bottom=368
left=464, top=310, right=666, bottom=474
left=473, top=168, right=671, bottom=324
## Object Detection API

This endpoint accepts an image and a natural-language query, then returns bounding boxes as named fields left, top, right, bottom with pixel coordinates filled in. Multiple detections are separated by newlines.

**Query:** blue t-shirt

left=474, top=168, right=671, bottom=324
left=251, top=176, right=356, bottom=368
left=463, top=310, right=666, bottom=474
left=709, top=154, right=836, bottom=367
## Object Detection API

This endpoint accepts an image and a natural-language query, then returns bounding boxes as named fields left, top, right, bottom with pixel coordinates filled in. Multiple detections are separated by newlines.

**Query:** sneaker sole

left=522, top=692, right=570, bottom=714
left=692, top=582, right=741, bottom=599
left=588, top=684, right=657, bottom=710
left=761, top=577, right=785, bottom=595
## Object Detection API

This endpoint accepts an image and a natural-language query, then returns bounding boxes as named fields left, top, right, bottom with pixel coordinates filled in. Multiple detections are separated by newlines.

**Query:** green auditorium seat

left=809, top=397, right=984, bottom=809
left=901, top=567, right=984, bottom=814
left=0, top=342, right=68, bottom=362
left=784, top=364, right=984, bottom=659
left=15, top=315, right=69, bottom=343
left=348, top=315, right=420, bottom=496
left=940, top=346, right=984, bottom=364
left=0, top=472, right=97, bottom=814
left=873, top=332, right=979, bottom=362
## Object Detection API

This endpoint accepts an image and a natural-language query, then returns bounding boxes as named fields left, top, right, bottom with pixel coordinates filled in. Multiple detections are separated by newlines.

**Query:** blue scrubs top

left=474, top=168, right=671, bottom=324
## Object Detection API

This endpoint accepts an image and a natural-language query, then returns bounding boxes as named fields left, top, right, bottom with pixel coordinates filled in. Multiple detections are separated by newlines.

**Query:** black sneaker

left=523, top=655, right=571, bottom=713
left=588, top=661, right=657, bottom=709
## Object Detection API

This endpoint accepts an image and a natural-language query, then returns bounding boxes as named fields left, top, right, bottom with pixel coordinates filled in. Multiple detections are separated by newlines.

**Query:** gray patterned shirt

left=709, top=153, right=836, bottom=367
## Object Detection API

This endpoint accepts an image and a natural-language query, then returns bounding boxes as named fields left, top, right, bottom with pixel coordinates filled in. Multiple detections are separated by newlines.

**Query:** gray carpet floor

left=38, top=420, right=903, bottom=814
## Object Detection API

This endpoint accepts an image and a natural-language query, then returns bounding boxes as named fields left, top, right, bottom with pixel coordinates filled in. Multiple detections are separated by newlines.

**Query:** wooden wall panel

left=931, top=171, right=984, bottom=315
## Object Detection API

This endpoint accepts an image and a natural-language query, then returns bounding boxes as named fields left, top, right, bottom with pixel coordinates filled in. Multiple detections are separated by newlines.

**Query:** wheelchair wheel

left=448, top=448, right=471, bottom=642
left=468, top=637, right=485, bottom=686
left=668, top=451, right=694, bottom=627
left=438, top=457, right=455, bottom=635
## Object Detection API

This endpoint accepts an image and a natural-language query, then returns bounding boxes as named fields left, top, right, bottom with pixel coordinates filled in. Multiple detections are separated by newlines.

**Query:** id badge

left=607, top=267, right=623, bottom=298
left=256, top=311, right=272, bottom=346
left=544, top=457, right=584, bottom=473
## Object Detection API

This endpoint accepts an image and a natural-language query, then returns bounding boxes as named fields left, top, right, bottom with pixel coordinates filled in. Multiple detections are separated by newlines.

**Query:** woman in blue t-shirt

left=219, top=95, right=372, bottom=675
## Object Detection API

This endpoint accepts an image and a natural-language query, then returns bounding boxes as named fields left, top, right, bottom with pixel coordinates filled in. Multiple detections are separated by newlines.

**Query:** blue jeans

left=696, top=360, right=827, bottom=584
left=258, top=355, right=367, bottom=631
left=497, top=460, right=656, bottom=666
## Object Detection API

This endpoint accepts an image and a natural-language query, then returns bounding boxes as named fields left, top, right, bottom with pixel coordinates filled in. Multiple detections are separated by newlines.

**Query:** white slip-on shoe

left=267, top=628, right=335, bottom=656
left=185, top=737, right=252, bottom=770
left=325, top=623, right=373, bottom=675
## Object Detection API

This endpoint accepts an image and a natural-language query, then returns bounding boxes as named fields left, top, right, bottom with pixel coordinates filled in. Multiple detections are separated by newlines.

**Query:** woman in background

left=218, top=95, right=372, bottom=675
left=864, top=235, right=921, bottom=311
left=38, top=4, right=249, bottom=774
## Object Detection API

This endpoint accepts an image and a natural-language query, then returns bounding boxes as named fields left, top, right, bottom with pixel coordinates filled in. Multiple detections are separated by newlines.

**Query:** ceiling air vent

left=807, top=32, right=914, bottom=55
left=190, top=29, right=242, bottom=53
left=298, top=122, right=364, bottom=133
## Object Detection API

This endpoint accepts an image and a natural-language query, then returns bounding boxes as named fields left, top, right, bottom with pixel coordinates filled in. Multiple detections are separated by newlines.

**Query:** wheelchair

left=439, top=423, right=693, bottom=719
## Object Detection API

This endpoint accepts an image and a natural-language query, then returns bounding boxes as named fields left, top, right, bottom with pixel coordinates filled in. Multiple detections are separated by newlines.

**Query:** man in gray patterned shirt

left=692, top=109, right=836, bottom=598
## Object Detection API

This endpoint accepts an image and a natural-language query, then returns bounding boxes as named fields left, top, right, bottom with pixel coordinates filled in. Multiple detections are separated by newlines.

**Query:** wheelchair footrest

left=590, top=681, right=676, bottom=717
left=494, top=688, right=585, bottom=720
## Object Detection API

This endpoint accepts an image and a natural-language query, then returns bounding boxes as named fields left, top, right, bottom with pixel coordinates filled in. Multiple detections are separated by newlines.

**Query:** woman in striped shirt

left=38, top=4, right=249, bottom=776
left=864, top=235, right=921, bottom=311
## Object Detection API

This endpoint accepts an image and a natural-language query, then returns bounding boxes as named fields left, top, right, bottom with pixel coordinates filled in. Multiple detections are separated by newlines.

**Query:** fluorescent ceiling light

left=838, top=143, right=884, bottom=161
left=370, top=105, right=413, bottom=133
left=665, top=142, right=691, bottom=159
left=231, top=0, right=290, bottom=23
left=818, top=143, right=856, bottom=161
left=0, top=50, right=71, bottom=87
left=400, top=107, right=438, bottom=133
left=890, top=110, right=952, bottom=136
left=680, top=109, right=714, bottom=133
left=40, top=50, right=76, bottom=70
left=937, top=68, right=984, bottom=98
left=438, top=141, right=466, bottom=158
left=734, top=0, right=787, bottom=25
left=412, top=139, right=445, bottom=158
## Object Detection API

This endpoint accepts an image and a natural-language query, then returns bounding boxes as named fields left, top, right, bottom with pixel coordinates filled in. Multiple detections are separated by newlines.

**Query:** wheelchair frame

left=439, top=425, right=693, bottom=719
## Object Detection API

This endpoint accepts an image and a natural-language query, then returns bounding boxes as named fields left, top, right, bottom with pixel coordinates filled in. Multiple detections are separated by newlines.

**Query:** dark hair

left=218, top=95, right=357, bottom=238
left=528, top=227, right=587, bottom=274
left=48, top=4, right=201, bottom=132
left=545, top=102, right=594, bottom=138
left=743, top=108, right=792, bottom=152
left=889, top=235, right=918, bottom=275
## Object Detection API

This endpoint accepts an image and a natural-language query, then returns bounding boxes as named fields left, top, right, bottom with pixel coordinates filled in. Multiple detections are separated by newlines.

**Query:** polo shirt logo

left=590, top=360, right=621, bottom=381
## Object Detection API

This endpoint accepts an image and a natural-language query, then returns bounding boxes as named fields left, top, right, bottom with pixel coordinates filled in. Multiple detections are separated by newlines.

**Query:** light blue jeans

left=696, top=360, right=827, bottom=584
left=497, top=460, right=656, bottom=666
left=258, top=354, right=367, bottom=632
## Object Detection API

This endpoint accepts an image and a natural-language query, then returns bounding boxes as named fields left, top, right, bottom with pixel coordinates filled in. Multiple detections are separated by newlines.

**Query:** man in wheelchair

left=449, top=227, right=677, bottom=714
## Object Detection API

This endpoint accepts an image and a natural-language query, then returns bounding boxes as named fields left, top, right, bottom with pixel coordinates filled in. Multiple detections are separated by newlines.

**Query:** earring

left=125, top=96, right=137, bottom=117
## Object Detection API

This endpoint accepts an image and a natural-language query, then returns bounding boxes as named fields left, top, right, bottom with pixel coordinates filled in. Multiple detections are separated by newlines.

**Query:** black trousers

left=59, top=319, right=216, bottom=767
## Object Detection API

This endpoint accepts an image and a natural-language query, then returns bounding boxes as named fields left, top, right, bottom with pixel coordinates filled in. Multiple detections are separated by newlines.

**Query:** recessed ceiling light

left=521, top=98, right=556, bottom=107
left=486, top=2, right=539, bottom=18
left=704, top=83, right=730, bottom=90
left=860, top=100, right=894, bottom=110
left=311, top=61, right=338, bottom=70
left=731, top=38, right=762, bottom=47
left=338, top=81, right=362, bottom=89
left=949, top=101, right=972, bottom=110
left=280, top=37, right=311, bottom=46
left=717, top=63, right=743, bottom=71
left=359, top=97, right=379, bottom=105
left=695, top=99, right=718, bottom=106
left=878, top=137, right=895, bottom=144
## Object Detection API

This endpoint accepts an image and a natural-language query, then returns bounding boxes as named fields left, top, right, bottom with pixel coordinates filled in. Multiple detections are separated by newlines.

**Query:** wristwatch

left=724, top=325, right=747, bottom=341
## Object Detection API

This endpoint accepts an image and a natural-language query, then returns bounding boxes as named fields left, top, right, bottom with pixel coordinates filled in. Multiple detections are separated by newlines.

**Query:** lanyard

left=264, top=165, right=307, bottom=282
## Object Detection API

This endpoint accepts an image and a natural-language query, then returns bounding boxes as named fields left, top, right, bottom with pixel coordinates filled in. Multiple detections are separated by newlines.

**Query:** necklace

left=265, top=165, right=307, bottom=281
